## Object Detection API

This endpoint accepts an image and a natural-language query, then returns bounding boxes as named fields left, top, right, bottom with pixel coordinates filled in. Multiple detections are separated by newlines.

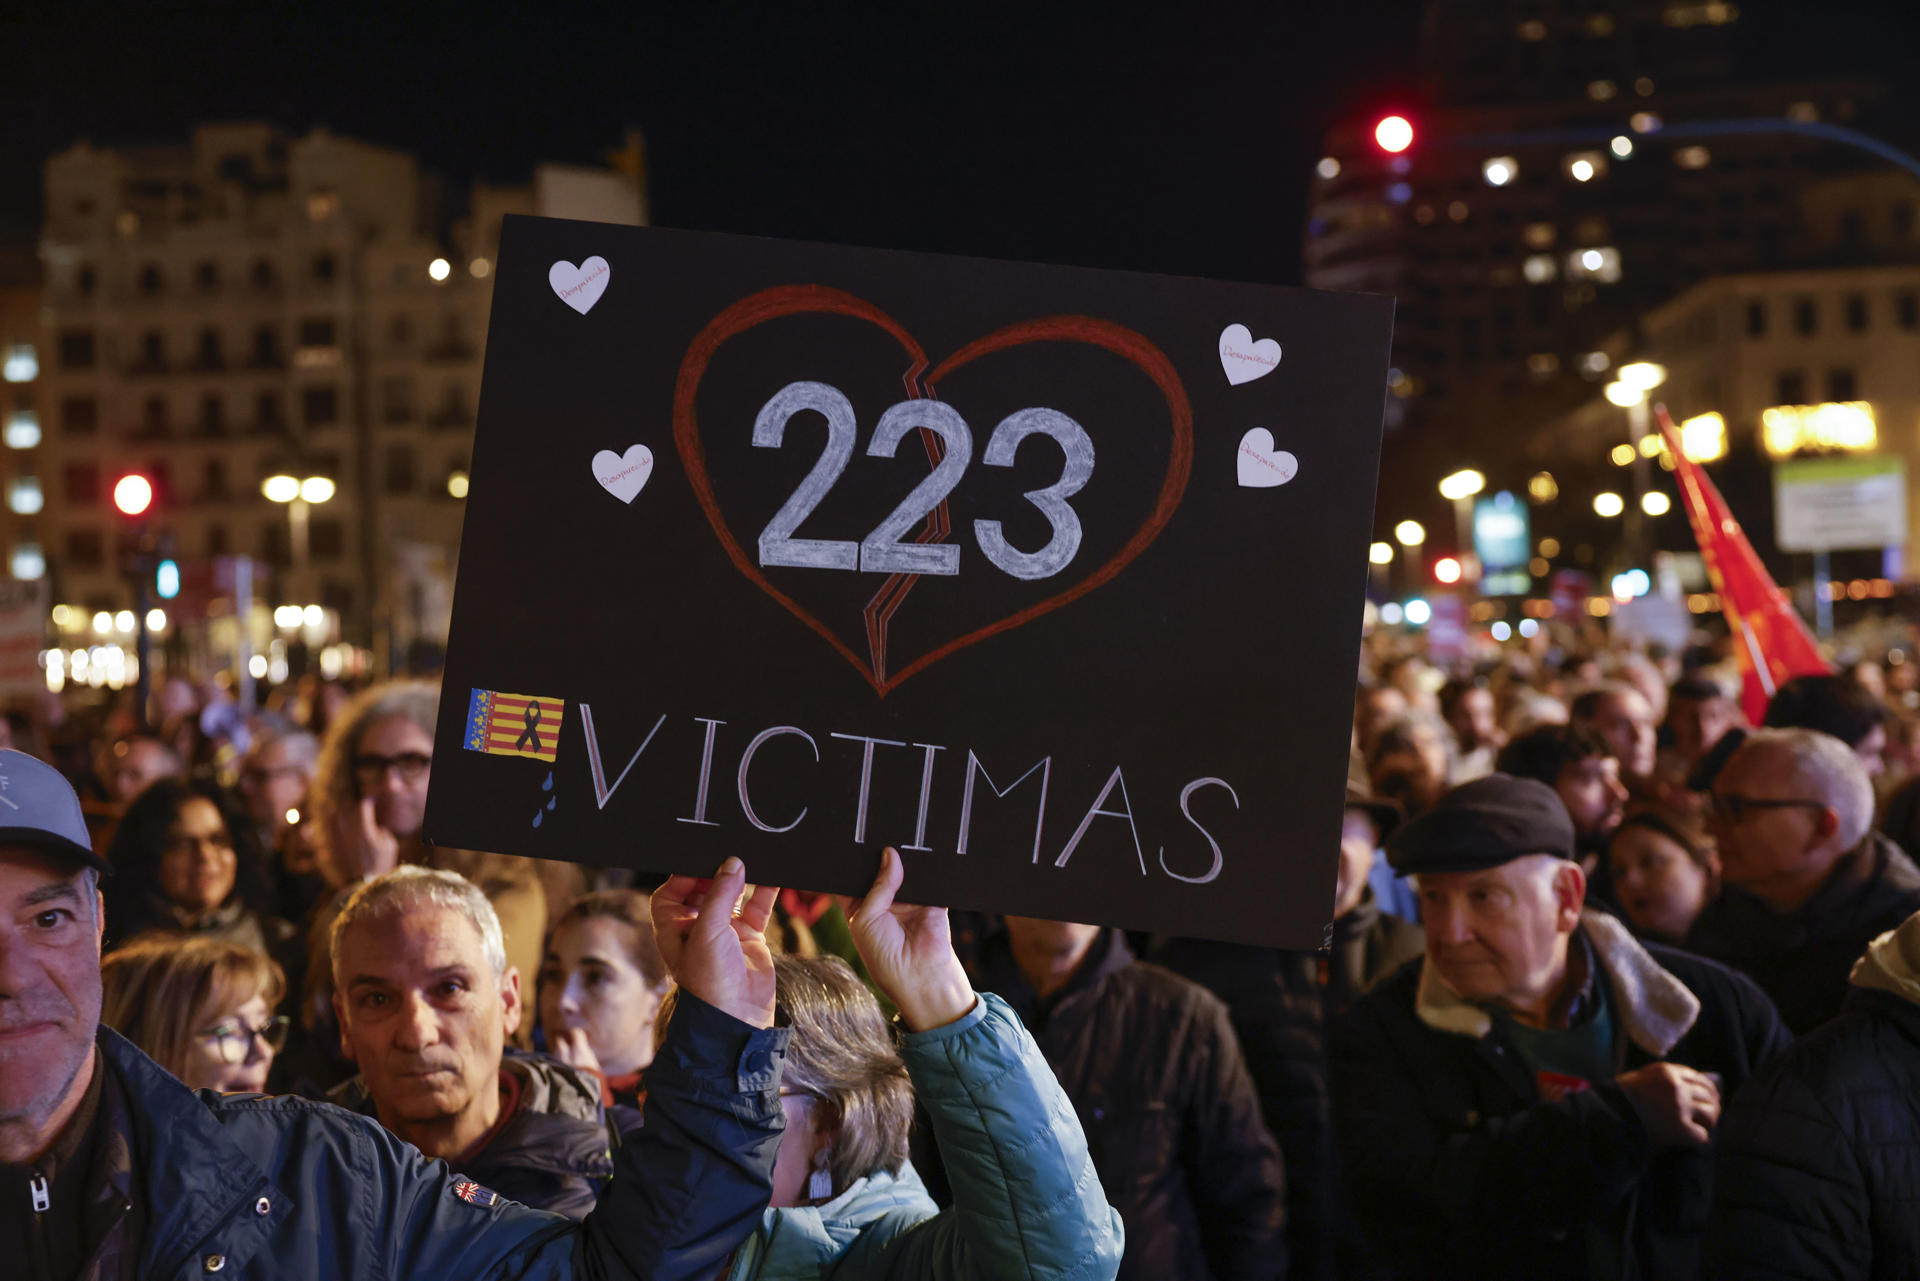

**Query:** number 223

left=753, top=380, right=1095, bottom=581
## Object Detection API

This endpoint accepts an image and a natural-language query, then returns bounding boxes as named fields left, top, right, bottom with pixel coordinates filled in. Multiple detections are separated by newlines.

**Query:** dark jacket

left=1331, top=910, right=1789, bottom=1281
left=1707, top=910, right=1920, bottom=1280
left=330, top=1050, right=616, bottom=1220
left=1327, top=890, right=1426, bottom=1020
left=1686, top=831, right=1920, bottom=1034
left=87, top=991, right=786, bottom=1280
left=974, top=929, right=1286, bottom=1281
left=1150, top=939, right=1338, bottom=1281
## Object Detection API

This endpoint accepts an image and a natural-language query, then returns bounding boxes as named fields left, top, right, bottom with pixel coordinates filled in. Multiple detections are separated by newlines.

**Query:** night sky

left=2, top=1, right=1917, bottom=285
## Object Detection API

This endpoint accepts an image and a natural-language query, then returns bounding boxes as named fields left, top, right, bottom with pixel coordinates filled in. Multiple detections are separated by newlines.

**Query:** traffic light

left=156, top=558, right=180, bottom=600
left=1374, top=115, right=1414, bottom=154
left=112, top=473, right=154, bottom=517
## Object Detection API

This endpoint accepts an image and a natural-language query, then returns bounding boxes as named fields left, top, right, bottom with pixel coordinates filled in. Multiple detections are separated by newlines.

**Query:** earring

left=808, top=1160, right=833, bottom=1202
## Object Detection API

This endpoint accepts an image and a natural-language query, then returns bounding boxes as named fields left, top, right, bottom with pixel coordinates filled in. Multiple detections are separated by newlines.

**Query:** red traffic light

left=113, top=474, right=153, bottom=517
left=1374, top=115, right=1414, bottom=154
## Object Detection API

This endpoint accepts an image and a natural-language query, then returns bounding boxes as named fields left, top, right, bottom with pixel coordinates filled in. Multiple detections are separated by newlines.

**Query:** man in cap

left=0, top=747, right=789, bottom=1279
left=1329, top=773, right=1788, bottom=1281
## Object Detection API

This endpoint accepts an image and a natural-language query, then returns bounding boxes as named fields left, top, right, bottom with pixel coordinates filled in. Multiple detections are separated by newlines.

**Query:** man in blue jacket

left=0, top=747, right=787, bottom=1280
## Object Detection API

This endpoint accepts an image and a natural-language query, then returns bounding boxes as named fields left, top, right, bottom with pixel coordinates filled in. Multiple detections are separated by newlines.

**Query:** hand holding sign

left=651, top=857, right=779, bottom=1029
left=848, top=847, right=978, bottom=1032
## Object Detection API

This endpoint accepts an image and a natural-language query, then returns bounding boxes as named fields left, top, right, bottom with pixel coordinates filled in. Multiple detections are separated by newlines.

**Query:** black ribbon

left=514, top=703, right=542, bottom=752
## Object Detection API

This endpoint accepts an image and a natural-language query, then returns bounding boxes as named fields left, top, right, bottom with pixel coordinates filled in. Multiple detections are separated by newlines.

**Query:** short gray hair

left=1742, top=727, right=1875, bottom=849
left=329, top=865, right=507, bottom=988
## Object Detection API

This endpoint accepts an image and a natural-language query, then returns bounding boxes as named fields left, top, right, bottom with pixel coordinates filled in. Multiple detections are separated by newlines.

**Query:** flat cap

left=1385, top=772, right=1574, bottom=876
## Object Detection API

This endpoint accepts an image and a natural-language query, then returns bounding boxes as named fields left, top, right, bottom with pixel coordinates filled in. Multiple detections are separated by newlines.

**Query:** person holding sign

left=1330, top=774, right=1789, bottom=1281
left=696, top=846, right=1123, bottom=1280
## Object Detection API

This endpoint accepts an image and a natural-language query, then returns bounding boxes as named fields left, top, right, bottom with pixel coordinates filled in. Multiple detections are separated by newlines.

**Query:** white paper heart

left=1219, top=323, right=1281, bottom=385
left=550, top=256, right=612, bottom=315
left=592, top=445, right=654, bottom=503
left=1236, top=429, right=1296, bottom=488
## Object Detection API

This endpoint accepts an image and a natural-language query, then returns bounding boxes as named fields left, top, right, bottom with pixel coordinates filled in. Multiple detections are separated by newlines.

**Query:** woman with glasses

left=103, top=775, right=293, bottom=955
left=101, top=933, right=289, bottom=1093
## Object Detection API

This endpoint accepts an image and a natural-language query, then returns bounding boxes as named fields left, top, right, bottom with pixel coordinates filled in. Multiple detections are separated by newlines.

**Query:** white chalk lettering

left=956, top=750, right=1052, bottom=862
left=829, top=731, right=908, bottom=844
left=1054, top=766, right=1146, bottom=875
left=901, top=742, right=946, bottom=852
left=578, top=704, right=667, bottom=810
left=678, top=718, right=725, bottom=827
left=1158, top=777, right=1237, bottom=885
left=736, top=725, right=817, bottom=834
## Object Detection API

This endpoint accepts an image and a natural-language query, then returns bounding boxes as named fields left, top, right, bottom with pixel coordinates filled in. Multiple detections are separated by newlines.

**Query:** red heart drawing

left=672, top=284, right=1193, bottom=697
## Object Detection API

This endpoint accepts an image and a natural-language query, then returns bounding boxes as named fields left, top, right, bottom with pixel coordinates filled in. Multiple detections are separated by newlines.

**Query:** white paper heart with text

left=1219, top=323, right=1281, bottom=385
left=550, top=256, right=612, bottom=315
left=593, top=445, right=654, bottom=503
left=1236, top=429, right=1297, bottom=488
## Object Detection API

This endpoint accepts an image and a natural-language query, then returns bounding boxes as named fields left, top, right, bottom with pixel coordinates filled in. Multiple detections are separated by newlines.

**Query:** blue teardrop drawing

left=545, top=796, right=556, bottom=811
left=542, top=771, right=554, bottom=793
left=532, top=810, right=544, bottom=828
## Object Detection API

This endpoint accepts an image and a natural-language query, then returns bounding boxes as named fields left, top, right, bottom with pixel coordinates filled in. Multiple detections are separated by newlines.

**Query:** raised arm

left=841, top=848, right=1124, bottom=1281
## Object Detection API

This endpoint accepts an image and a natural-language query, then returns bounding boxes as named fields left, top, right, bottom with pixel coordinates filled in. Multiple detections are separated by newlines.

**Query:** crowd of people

left=4, top=623, right=1920, bottom=1278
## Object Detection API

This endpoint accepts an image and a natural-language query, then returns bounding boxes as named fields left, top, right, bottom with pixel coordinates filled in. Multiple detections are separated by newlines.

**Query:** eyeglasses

left=351, top=752, right=431, bottom=785
left=199, top=1015, right=290, bottom=1064
left=1707, top=792, right=1829, bottom=823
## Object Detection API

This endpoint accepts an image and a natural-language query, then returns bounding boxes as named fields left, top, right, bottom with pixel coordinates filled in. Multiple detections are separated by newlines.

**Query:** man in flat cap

left=1329, top=774, right=1789, bottom=1281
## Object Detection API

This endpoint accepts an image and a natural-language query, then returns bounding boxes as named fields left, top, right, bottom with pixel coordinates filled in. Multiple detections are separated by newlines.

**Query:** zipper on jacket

left=29, top=1172, right=49, bottom=1213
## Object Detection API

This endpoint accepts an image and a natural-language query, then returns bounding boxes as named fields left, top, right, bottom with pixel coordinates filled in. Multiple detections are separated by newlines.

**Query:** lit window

left=4, top=411, right=40, bottom=450
left=1761, top=402, right=1876, bottom=456
left=1448, top=201, right=1470, bottom=222
left=1786, top=101, right=1818, bottom=123
left=1316, top=156, right=1341, bottom=180
left=470, top=258, right=492, bottom=279
left=1630, top=112, right=1663, bottom=133
left=1482, top=156, right=1518, bottom=187
left=1586, top=14, right=1615, bottom=35
left=1678, top=412, right=1727, bottom=462
left=1517, top=19, right=1547, bottom=40
left=1635, top=77, right=1656, bottom=96
left=1610, top=444, right=1636, bottom=466
left=306, top=190, right=340, bottom=221
left=428, top=258, right=452, bottom=283
left=2, top=345, right=36, bottom=383
left=1523, top=254, right=1557, bottom=283
left=1527, top=352, right=1560, bottom=375
left=1523, top=222, right=1557, bottom=249
left=1610, top=135, right=1634, bottom=158
left=1414, top=204, right=1437, bottom=225
left=1675, top=146, right=1711, bottom=170
left=10, top=545, right=43, bottom=580
left=1580, top=351, right=1612, bottom=375
left=1588, top=80, right=1618, bottom=101
left=7, top=477, right=42, bottom=515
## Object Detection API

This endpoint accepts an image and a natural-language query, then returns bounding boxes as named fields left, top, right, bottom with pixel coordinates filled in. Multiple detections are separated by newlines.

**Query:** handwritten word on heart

left=1219, top=323, right=1281, bottom=385
left=592, top=445, right=653, bottom=503
left=1236, top=429, right=1297, bottom=488
left=550, top=257, right=612, bottom=315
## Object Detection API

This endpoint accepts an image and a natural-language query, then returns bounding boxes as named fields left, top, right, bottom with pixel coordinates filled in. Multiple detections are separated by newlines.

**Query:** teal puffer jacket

left=726, top=993, right=1123, bottom=1281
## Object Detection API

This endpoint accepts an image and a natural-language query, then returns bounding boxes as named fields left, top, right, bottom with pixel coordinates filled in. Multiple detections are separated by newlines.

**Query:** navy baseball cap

left=0, top=749, right=108, bottom=873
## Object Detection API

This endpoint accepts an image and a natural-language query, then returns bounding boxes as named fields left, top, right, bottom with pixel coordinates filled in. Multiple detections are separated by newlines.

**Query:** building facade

left=1303, top=0, right=1896, bottom=539
left=33, top=123, right=644, bottom=670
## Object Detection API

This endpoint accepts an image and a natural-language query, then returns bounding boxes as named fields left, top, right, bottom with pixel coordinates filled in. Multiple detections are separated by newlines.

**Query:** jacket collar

left=1851, top=904, right=1920, bottom=1007
left=732, top=1164, right=935, bottom=1280
left=96, top=1026, right=282, bottom=1278
left=1414, top=909, right=1701, bottom=1056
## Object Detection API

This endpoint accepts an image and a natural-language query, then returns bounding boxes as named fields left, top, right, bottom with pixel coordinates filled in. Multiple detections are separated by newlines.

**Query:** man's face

left=1706, top=743, right=1838, bottom=904
left=1358, top=688, right=1408, bottom=745
left=1587, top=691, right=1657, bottom=779
left=1002, top=917, right=1102, bottom=963
left=0, top=849, right=103, bottom=1159
left=111, top=740, right=179, bottom=805
left=353, top=716, right=433, bottom=840
left=1670, top=694, right=1742, bottom=764
left=239, top=740, right=311, bottom=831
left=1450, top=689, right=1499, bottom=753
left=1416, top=856, right=1582, bottom=1010
left=334, top=904, right=519, bottom=1130
left=1556, top=755, right=1629, bottom=843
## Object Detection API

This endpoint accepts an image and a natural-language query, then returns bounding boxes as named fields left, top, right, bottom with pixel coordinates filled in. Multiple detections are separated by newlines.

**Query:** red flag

left=1657, top=405, right=1828, bottom=723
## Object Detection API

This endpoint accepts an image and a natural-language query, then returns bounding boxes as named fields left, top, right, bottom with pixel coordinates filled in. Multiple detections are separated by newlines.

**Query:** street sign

left=1773, top=455, right=1907, bottom=552
left=428, top=218, right=1394, bottom=949
left=0, top=579, right=45, bottom=698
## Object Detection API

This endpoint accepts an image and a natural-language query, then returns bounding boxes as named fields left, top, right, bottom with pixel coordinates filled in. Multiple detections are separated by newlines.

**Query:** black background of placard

left=425, top=216, right=1392, bottom=949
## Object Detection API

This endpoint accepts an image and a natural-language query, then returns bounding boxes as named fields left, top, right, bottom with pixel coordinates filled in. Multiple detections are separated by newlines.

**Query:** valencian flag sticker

left=465, top=688, right=564, bottom=763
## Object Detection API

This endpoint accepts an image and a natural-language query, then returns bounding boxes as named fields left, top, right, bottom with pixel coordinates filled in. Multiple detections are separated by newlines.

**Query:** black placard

left=426, top=217, right=1392, bottom=949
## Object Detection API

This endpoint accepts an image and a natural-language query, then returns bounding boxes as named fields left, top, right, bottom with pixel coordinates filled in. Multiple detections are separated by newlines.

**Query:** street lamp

left=1438, top=470, right=1485, bottom=585
left=262, top=469, right=334, bottom=588
left=1594, top=492, right=1625, bottom=518
left=1393, top=519, right=1426, bottom=595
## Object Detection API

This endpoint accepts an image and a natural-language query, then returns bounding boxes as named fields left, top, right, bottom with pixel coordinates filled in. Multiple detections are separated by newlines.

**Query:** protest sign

left=426, top=218, right=1392, bottom=948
